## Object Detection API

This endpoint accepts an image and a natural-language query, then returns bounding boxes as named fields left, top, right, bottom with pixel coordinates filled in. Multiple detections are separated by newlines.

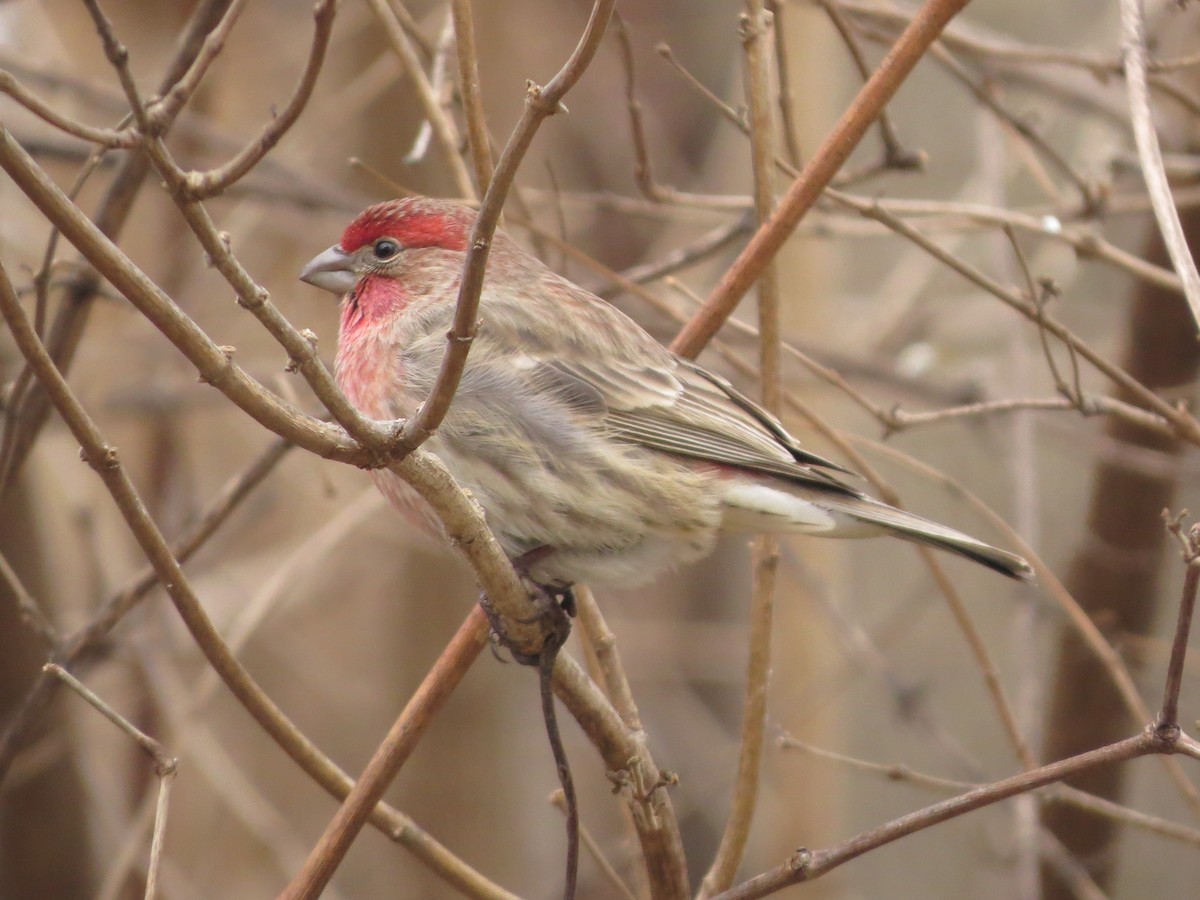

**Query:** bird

left=300, top=196, right=1032, bottom=591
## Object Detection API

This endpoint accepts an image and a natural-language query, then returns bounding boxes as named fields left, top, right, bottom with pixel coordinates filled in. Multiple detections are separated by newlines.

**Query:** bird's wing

left=458, top=266, right=862, bottom=497
left=540, top=353, right=863, bottom=496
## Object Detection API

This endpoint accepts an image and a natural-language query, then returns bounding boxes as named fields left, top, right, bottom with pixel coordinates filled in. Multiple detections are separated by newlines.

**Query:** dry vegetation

left=2, top=0, right=1200, bottom=898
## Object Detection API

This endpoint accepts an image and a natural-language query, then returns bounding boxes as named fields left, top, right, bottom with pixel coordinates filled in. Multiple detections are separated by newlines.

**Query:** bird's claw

left=478, top=577, right=574, bottom=667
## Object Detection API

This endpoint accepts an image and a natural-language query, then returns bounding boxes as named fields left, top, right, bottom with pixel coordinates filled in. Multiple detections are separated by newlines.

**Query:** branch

left=1119, top=0, right=1200, bottom=335
left=0, top=0, right=238, bottom=493
left=0, top=120, right=363, bottom=458
left=0, top=69, right=137, bottom=147
left=717, top=733, right=1166, bottom=899
left=1159, top=514, right=1200, bottom=731
left=0, top=549, right=57, bottom=645
left=146, top=0, right=249, bottom=128
left=393, top=0, right=616, bottom=456
left=365, top=0, right=476, bottom=200
left=184, top=0, right=336, bottom=199
left=45, top=664, right=177, bottom=900
left=0, top=439, right=291, bottom=788
left=552, top=652, right=690, bottom=898
left=280, top=606, right=491, bottom=900
left=0, top=256, right=520, bottom=899
left=451, top=0, right=494, bottom=193
left=700, top=6, right=781, bottom=895
left=671, top=0, right=973, bottom=358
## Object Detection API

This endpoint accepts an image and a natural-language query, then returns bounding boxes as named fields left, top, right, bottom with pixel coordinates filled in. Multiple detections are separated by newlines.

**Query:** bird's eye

left=372, top=239, right=401, bottom=261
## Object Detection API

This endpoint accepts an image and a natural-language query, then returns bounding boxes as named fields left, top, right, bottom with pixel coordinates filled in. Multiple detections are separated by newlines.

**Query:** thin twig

left=0, top=255, right=526, bottom=896
left=184, top=0, right=336, bottom=199
left=44, top=663, right=174, bottom=774
left=0, top=549, right=58, bottom=645
left=552, top=653, right=690, bottom=898
left=0, top=70, right=136, bottom=147
left=781, top=730, right=1200, bottom=847
left=81, top=0, right=151, bottom=132
left=700, top=6, right=780, bottom=894
left=365, top=0, right=476, bottom=200
left=886, top=396, right=1173, bottom=437
left=45, top=664, right=176, bottom=900
left=394, top=0, right=616, bottom=456
left=550, top=789, right=639, bottom=900
left=0, top=438, right=292, bottom=788
left=0, top=0, right=237, bottom=495
left=1159, top=514, right=1200, bottom=731
left=451, top=0, right=494, bottom=193
left=716, top=733, right=1170, bottom=899
left=764, top=0, right=804, bottom=167
left=146, top=0, right=249, bottom=128
left=615, top=13, right=672, bottom=203
left=840, top=193, right=1200, bottom=447
left=1119, top=0, right=1200, bottom=334
left=0, top=124, right=365, bottom=456
left=601, top=212, right=753, bottom=296
left=858, top=436, right=1200, bottom=816
left=671, top=0, right=974, bottom=358
left=816, top=0, right=920, bottom=170
left=919, top=544, right=1038, bottom=770
left=404, top=9, right=456, bottom=165
left=927, top=42, right=1096, bottom=208
left=573, top=586, right=642, bottom=732
left=638, top=39, right=1188, bottom=299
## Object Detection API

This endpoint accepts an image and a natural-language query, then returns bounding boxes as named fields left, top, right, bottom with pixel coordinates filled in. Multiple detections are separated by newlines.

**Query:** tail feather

left=715, top=480, right=1036, bottom=585
left=718, top=480, right=1034, bottom=581
left=845, top=497, right=1033, bottom=581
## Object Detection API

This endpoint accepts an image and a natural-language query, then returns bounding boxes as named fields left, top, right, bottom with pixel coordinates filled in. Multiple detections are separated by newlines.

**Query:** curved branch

left=0, top=70, right=137, bottom=147
left=184, top=0, right=336, bottom=199
left=1119, top=0, right=1200, bottom=334
left=146, top=0, right=249, bottom=128
left=394, top=0, right=617, bottom=457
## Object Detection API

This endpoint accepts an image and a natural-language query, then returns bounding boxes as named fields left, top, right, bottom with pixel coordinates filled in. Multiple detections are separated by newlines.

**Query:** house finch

left=301, top=197, right=1031, bottom=588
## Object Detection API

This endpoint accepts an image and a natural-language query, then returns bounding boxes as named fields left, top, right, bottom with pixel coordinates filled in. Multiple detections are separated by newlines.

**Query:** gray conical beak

left=299, top=245, right=357, bottom=295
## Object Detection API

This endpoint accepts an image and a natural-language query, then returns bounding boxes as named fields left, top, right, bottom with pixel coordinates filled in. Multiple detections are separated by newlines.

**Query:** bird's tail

left=842, top=496, right=1033, bottom=581
left=719, top=479, right=1033, bottom=580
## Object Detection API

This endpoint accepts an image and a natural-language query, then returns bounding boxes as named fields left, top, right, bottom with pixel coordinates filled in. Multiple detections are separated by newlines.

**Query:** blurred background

left=2, top=0, right=1199, bottom=897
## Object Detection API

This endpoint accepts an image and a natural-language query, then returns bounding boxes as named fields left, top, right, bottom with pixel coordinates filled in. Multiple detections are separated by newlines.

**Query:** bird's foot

left=511, top=546, right=576, bottom=619
left=479, top=548, right=575, bottom=665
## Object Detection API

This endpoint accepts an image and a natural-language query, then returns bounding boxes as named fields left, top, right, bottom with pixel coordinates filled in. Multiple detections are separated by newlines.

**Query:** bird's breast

left=335, top=321, right=405, bottom=420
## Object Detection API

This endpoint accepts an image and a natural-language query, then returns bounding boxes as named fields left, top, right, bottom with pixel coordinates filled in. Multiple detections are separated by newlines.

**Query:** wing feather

left=473, top=267, right=862, bottom=497
left=531, top=354, right=862, bottom=497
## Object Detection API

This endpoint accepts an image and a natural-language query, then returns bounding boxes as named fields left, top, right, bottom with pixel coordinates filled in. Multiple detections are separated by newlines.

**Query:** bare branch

left=0, top=550, right=57, bottom=645
left=717, top=733, right=1163, bottom=899
left=451, top=0, right=495, bottom=193
left=1119, top=0, right=1200, bottom=334
left=671, top=0, right=972, bottom=358
left=45, top=663, right=177, bottom=900
left=0, top=70, right=137, bottom=147
left=365, top=0, right=476, bottom=200
left=1159, top=513, right=1200, bottom=731
left=184, top=0, right=336, bottom=199
left=393, top=0, right=617, bottom=456
left=281, top=606, right=491, bottom=900
left=701, top=6, right=781, bottom=894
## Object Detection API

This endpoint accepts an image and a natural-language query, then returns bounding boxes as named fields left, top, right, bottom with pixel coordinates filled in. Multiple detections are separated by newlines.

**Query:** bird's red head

left=338, top=197, right=472, bottom=255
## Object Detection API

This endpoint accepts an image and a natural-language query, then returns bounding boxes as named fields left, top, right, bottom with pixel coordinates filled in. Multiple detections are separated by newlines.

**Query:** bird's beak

left=299, top=245, right=357, bottom=295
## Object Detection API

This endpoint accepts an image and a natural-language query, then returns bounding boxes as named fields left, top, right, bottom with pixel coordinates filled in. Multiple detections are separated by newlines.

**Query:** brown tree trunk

left=1040, top=208, right=1200, bottom=896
